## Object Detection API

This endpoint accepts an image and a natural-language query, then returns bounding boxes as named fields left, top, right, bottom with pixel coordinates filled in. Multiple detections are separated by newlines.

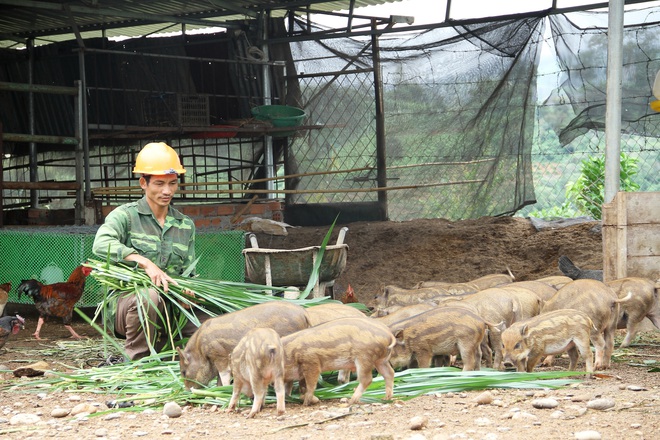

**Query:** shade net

left=289, top=17, right=545, bottom=220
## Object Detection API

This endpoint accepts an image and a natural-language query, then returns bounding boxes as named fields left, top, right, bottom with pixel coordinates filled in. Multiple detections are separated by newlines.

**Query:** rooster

left=18, top=265, right=93, bottom=340
left=0, top=282, right=10, bottom=317
left=340, top=284, right=358, bottom=304
left=0, top=314, right=25, bottom=351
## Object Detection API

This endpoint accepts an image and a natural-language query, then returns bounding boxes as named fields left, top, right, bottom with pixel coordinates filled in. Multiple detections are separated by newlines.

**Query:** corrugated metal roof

left=0, top=0, right=401, bottom=49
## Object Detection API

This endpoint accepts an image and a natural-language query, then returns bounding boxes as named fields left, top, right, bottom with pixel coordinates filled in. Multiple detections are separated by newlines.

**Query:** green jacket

left=93, top=197, right=196, bottom=277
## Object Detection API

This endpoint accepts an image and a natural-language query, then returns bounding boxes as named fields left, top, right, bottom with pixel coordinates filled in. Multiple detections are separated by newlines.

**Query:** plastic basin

left=251, top=105, right=305, bottom=136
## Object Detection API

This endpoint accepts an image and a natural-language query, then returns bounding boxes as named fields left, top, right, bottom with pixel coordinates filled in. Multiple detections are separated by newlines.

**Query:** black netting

left=549, top=11, right=660, bottom=145
left=290, top=17, right=544, bottom=220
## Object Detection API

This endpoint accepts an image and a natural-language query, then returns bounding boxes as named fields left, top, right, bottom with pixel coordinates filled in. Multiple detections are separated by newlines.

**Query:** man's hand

left=126, top=254, right=178, bottom=292
left=179, top=289, right=196, bottom=309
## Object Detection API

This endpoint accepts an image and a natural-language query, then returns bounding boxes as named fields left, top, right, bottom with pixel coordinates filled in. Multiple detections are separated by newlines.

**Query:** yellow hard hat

left=133, top=142, right=186, bottom=175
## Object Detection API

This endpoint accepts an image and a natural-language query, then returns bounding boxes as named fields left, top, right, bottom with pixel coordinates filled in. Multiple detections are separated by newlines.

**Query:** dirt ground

left=1, top=216, right=659, bottom=440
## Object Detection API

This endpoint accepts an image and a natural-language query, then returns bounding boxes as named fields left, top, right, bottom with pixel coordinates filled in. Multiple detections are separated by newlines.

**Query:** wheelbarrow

left=242, top=227, right=348, bottom=298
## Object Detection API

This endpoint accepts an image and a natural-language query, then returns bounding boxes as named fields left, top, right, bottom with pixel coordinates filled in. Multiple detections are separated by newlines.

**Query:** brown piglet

left=282, top=317, right=395, bottom=406
left=387, top=307, right=495, bottom=371
left=541, top=279, right=631, bottom=370
left=178, top=301, right=309, bottom=389
left=227, top=327, right=286, bottom=418
left=502, top=309, right=596, bottom=375
left=606, top=277, right=660, bottom=347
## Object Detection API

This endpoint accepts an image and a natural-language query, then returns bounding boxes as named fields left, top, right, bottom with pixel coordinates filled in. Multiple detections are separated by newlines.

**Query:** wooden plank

left=627, top=256, right=660, bottom=280
left=627, top=225, right=660, bottom=256
left=602, top=196, right=615, bottom=281
left=615, top=191, right=628, bottom=279
left=624, top=192, right=660, bottom=224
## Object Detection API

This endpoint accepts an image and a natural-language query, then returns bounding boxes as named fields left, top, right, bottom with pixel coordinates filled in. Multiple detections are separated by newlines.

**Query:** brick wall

left=99, top=200, right=283, bottom=229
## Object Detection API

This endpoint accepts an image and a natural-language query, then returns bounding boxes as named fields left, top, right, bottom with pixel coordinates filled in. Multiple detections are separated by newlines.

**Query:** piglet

left=178, top=301, right=309, bottom=389
left=282, top=317, right=395, bottom=406
left=606, top=277, right=660, bottom=347
left=502, top=309, right=596, bottom=375
left=227, top=327, right=286, bottom=418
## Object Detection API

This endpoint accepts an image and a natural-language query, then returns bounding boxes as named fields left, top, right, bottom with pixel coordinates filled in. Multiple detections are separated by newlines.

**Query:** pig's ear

left=393, top=329, right=405, bottom=343
left=176, top=347, right=188, bottom=365
left=519, top=324, right=529, bottom=337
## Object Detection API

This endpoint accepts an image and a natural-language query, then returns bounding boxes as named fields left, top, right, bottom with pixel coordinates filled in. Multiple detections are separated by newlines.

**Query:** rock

left=550, top=410, right=564, bottom=419
left=95, top=428, right=108, bottom=437
left=71, top=403, right=98, bottom=416
left=586, top=398, right=615, bottom=411
left=570, top=393, right=592, bottom=402
left=531, top=398, right=559, bottom=409
left=472, top=391, right=493, bottom=405
left=409, top=415, right=428, bottom=430
left=371, top=435, right=394, bottom=440
left=163, top=402, right=182, bottom=418
left=626, top=385, right=646, bottom=391
left=474, top=417, right=492, bottom=426
left=574, top=430, right=602, bottom=440
left=511, top=411, right=537, bottom=420
left=9, top=413, right=41, bottom=425
left=50, top=407, right=70, bottom=418
left=12, top=361, right=50, bottom=378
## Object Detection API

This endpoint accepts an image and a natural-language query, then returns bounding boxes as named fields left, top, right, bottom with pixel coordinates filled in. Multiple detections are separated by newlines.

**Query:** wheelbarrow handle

left=248, top=233, right=259, bottom=248
left=336, top=227, right=349, bottom=246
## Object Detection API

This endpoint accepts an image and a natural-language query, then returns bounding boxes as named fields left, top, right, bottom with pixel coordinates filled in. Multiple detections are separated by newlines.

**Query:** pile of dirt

left=252, top=216, right=604, bottom=305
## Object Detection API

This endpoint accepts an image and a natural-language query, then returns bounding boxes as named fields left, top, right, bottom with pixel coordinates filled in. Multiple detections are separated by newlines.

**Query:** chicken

left=0, top=282, right=10, bottom=317
left=340, top=284, right=358, bottom=304
left=0, top=314, right=25, bottom=351
left=17, top=265, right=93, bottom=340
left=558, top=255, right=603, bottom=281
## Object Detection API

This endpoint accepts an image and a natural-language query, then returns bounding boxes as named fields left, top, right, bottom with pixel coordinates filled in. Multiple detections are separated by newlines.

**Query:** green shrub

left=565, top=152, right=640, bottom=220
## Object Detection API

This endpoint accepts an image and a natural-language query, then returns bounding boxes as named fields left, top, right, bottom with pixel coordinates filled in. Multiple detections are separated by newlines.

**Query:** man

left=93, top=142, right=200, bottom=360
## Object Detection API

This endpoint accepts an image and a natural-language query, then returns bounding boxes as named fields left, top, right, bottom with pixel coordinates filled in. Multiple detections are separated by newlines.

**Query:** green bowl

left=251, top=105, right=306, bottom=136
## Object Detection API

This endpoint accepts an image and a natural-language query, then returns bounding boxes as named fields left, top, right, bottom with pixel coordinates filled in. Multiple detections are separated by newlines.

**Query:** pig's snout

left=503, top=360, right=516, bottom=370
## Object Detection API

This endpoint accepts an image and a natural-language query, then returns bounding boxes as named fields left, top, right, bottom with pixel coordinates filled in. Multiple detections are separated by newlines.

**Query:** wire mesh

left=0, top=228, right=245, bottom=308
left=518, top=10, right=660, bottom=218
left=289, top=70, right=378, bottom=205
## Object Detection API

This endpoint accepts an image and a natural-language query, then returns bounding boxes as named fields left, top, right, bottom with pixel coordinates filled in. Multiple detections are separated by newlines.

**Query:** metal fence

left=0, top=227, right=245, bottom=307
left=517, top=112, right=660, bottom=219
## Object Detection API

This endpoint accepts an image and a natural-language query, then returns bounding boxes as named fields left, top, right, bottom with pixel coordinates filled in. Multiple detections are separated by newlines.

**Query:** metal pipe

left=28, top=39, right=38, bottom=208
left=78, top=50, right=91, bottom=203
left=261, top=12, right=275, bottom=197
left=74, top=80, right=84, bottom=225
left=371, top=19, right=388, bottom=220
left=604, top=0, right=624, bottom=204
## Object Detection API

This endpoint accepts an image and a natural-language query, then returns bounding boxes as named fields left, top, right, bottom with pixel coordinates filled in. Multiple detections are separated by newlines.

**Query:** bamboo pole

left=92, top=179, right=485, bottom=196
left=100, top=165, right=374, bottom=191
left=94, top=159, right=490, bottom=193
left=231, top=195, right=259, bottom=224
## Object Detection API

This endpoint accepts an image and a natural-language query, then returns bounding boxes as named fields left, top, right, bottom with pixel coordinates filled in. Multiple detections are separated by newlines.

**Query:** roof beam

left=0, top=0, right=239, bottom=29
left=206, top=0, right=258, bottom=18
